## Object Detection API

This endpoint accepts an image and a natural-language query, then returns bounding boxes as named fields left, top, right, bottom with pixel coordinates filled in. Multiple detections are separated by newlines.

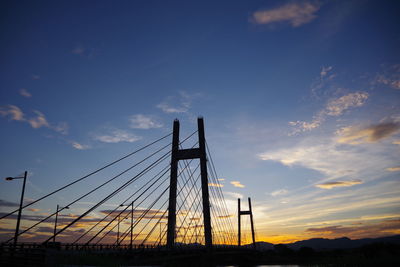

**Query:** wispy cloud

left=290, top=92, right=369, bottom=134
left=310, top=66, right=336, bottom=98
left=0, top=105, right=24, bottom=121
left=208, top=183, right=223, bottom=188
left=71, top=141, right=90, bottom=150
left=386, top=167, right=400, bottom=172
left=31, top=74, right=40, bottom=80
left=320, top=66, right=333, bottom=78
left=71, top=45, right=85, bottom=55
left=336, top=122, right=400, bottom=144
left=27, top=110, right=50, bottom=128
left=157, top=91, right=197, bottom=114
left=0, top=199, right=19, bottom=208
left=53, top=122, right=69, bottom=135
left=27, top=208, right=40, bottom=212
left=94, top=129, right=141, bottom=143
left=258, top=132, right=397, bottom=184
left=325, top=92, right=369, bottom=116
left=315, top=179, right=363, bottom=189
left=305, top=218, right=400, bottom=239
left=19, top=88, right=32, bottom=98
left=271, top=189, right=289, bottom=197
left=224, top=192, right=243, bottom=199
left=129, top=114, right=163, bottom=129
left=0, top=105, right=68, bottom=134
left=251, top=1, right=320, bottom=27
left=375, top=64, right=400, bottom=90
left=157, top=103, right=188, bottom=113
left=230, top=181, right=245, bottom=188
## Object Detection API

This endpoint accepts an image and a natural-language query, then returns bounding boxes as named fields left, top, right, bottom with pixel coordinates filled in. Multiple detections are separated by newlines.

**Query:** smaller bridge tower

left=238, top=197, right=256, bottom=249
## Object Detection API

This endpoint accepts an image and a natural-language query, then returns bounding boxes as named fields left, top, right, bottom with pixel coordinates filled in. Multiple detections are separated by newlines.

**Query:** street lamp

left=119, top=202, right=134, bottom=247
left=4, top=171, right=28, bottom=247
left=53, top=204, right=69, bottom=242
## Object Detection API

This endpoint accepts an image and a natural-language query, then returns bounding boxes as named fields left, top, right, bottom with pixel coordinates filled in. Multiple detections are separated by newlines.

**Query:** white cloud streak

left=129, top=114, right=163, bottom=129
left=95, top=129, right=141, bottom=143
left=290, top=92, right=369, bottom=134
left=19, top=88, right=32, bottom=98
left=258, top=133, right=397, bottom=184
left=271, top=189, right=289, bottom=197
left=157, top=91, right=197, bottom=114
left=252, top=1, right=320, bottom=27
left=71, top=142, right=90, bottom=150
left=375, top=64, right=400, bottom=90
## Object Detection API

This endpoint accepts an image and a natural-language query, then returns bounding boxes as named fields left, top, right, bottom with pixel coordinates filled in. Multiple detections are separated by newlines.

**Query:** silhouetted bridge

left=0, top=118, right=257, bottom=266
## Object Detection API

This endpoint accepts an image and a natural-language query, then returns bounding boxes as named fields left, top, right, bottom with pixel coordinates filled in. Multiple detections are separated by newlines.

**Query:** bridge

left=0, top=118, right=257, bottom=265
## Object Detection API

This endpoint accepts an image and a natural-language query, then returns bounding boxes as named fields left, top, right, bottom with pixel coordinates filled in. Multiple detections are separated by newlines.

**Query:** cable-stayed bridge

left=0, top=118, right=257, bottom=265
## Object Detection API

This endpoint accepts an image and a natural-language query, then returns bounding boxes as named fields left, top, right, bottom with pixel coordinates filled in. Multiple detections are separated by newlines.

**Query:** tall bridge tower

left=166, top=117, right=213, bottom=249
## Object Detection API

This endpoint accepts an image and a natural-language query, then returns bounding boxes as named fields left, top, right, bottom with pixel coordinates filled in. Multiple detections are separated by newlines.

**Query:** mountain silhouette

left=243, top=235, right=400, bottom=251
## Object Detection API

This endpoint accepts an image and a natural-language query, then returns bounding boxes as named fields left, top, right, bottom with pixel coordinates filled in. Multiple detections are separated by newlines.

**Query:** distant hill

left=286, top=235, right=400, bottom=251
left=243, top=235, right=400, bottom=251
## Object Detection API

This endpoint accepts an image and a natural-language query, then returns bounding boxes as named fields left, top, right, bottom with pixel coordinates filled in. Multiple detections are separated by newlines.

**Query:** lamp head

left=5, top=177, right=14, bottom=181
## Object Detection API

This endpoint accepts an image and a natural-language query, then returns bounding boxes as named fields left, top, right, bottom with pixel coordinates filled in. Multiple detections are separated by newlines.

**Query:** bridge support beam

left=166, top=117, right=212, bottom=250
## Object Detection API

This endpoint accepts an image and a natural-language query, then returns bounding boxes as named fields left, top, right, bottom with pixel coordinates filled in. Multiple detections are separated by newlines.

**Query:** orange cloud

left=305, top=218, right=400, bottom=239
left=208, top=183, right=223, bottom=187
left=386, top=166, right=400, bottom=172
left=337, top=122, right=400, bottom=144
left=315, top=179, right=363, bottom=189
left=230, top=181, right=245, bottom=188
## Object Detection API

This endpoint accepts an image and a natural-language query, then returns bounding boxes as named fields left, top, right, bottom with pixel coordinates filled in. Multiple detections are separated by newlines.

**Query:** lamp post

left=4, top=171, right=28, bottom=247
left=53, top=204, right=69, bottom=242
left=117, top=214, right=120, bottom=244
left=130, top=201, right=134, bottom=249
left=119, top=203, right=134, bottom=247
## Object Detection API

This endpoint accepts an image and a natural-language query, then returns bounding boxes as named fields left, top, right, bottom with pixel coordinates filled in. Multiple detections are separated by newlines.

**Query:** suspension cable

left=42, top=148, right=171, bottom=244
left=72, top=163, right=171, bottom=244
left=0, top=133, right=172, bottom=220
left=4, top=143, right=171, bottom=243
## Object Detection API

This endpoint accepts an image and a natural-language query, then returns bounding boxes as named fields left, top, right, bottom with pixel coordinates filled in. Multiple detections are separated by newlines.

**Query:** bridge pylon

left=238, top=197, right=256, bottom=249
left=166, top=117, right=212, bottom=249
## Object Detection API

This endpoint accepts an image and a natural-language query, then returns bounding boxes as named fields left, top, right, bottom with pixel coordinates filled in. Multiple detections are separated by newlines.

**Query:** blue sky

left=1, top=0, right=399, bottom=244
